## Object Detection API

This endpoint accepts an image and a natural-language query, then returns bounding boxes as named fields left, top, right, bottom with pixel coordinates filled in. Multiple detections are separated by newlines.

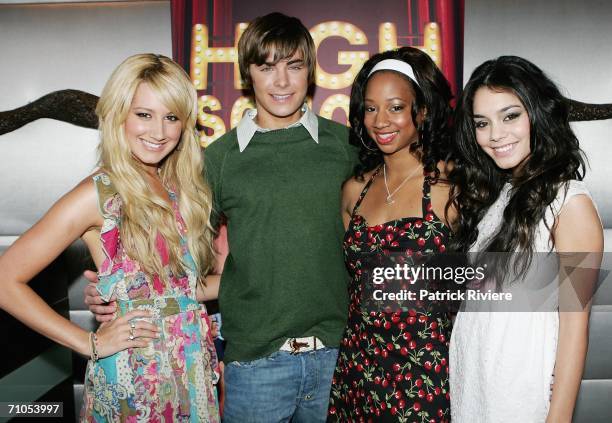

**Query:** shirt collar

left=236, top=104, right=319, bottom=152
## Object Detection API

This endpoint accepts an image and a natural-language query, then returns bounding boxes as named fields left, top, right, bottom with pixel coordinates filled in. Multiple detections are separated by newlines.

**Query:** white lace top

left=449, top=180, right=592, bottom=423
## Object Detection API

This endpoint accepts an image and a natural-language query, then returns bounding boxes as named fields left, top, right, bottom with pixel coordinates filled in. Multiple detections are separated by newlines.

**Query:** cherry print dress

left=81, top=173, right=220, bottom=423
left=328, top=167, right=452, bottom=423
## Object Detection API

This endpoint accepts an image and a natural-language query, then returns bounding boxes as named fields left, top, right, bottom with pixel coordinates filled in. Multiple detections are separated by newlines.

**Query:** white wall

left=464, top=0, right=612, bottom=227
left=0, top=1, right=172, bottom=235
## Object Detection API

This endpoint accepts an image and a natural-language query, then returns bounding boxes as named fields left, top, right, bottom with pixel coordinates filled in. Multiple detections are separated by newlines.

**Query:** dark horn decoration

left=0, top=90, right=99, bottom=135
left=568, top=99, right=612, bottom=121
left=0, top=91, right=611, bottom=136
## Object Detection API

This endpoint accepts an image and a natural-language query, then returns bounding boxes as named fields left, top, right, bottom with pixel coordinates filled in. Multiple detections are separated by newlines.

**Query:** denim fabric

left=223, top=348, right=339, bottom=423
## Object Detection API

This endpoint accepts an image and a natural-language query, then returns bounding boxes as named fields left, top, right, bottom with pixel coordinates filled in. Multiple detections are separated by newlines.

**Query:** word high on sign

left=191, top=21, right=441, bottom=145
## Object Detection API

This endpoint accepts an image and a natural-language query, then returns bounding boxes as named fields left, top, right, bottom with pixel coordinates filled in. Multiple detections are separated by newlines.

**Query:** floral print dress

left=328, top=167, right=452, bottom=423
left=81, top=173, right=220, bottom=423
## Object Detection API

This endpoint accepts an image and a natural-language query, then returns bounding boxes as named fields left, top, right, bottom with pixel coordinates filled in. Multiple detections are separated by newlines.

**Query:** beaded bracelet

left=89, top=331, right=99, bottom=362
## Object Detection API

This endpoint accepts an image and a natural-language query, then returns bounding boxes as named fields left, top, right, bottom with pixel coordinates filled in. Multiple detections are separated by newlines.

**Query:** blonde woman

left=0, top=54, right=220, bottom=422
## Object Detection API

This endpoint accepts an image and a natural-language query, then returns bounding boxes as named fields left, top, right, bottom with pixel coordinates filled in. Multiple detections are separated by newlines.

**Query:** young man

left=86, top=13, right=357, bottom=422
left=206, top=12, right=357, bottom=422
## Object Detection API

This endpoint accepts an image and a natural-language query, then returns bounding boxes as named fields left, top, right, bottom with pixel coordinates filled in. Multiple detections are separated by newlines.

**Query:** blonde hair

left=96, top=53, right=214, bottom=280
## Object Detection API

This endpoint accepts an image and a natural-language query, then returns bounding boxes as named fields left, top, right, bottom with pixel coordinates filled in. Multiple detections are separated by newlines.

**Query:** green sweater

left=204, top=116, right=358, bottom=362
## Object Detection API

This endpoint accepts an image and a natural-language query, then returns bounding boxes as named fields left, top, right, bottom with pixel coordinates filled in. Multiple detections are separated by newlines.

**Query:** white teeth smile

left=141, top=139, right=164, bottom=150
left=272, top=94, right=291, bottom=101
left=378, top=132, right=398, bottom=140
left=493, top=143, right=516, bottom=153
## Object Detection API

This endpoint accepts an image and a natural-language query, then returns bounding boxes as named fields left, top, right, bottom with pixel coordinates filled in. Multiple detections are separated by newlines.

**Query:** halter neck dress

left=328, top=166, right=453, bottom=423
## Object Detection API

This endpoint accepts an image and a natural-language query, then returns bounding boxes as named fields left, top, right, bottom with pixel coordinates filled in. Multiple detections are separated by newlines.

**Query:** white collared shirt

left=236, top=105, right=319, bottom=152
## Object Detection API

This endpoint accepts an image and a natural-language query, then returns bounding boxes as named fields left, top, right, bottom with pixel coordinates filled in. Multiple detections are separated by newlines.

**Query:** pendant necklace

left=383, top=163, right=422, bottom=205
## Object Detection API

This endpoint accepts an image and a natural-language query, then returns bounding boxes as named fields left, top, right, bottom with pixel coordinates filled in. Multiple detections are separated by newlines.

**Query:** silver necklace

left=383, top=163, right=422, bottom=205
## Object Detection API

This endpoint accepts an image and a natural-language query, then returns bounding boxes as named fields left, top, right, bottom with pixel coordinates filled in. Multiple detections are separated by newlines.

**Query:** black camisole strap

left=421, top=175, right=433, bottom=217
left=350, top=165, right=383, bottom=217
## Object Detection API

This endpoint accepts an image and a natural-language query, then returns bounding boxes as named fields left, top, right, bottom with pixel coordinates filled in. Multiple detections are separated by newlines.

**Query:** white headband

left=367, top=59, right=420, bottom=87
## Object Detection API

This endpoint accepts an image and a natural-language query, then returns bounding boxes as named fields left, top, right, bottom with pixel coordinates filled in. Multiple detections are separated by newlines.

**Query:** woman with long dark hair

left=327, top=47, right=455, bottom=422
left=449, top=56, right=602, bottom=422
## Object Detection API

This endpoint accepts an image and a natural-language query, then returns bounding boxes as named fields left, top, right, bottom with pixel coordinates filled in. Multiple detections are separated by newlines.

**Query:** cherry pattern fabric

left=328, top=167, right=452, bottom=423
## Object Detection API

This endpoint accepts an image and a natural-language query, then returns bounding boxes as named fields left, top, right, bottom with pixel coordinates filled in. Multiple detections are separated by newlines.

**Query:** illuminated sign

left=191, top=21, right=441, bottom=146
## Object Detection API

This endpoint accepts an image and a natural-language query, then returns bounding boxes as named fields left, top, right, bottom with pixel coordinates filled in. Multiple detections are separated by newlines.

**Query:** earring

left=358, top=128, right=377, bottom=152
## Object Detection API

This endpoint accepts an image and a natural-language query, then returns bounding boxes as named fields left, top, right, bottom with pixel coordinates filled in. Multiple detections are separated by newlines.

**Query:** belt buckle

left=289, top=338, right=309, bottom=355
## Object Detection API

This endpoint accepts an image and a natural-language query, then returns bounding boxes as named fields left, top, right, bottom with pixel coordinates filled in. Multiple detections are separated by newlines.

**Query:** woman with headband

left=327, top=47, right=455, bottom=422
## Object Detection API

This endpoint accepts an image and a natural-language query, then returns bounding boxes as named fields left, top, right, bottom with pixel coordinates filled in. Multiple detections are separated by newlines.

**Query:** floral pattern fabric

left=328, top=167, right=452, bottom=423
left=81, top=173, right=220, bottom=423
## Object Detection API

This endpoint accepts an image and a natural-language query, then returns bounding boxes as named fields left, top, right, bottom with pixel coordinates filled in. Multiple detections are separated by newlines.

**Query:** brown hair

left=238, top=12, right=316, bottom=90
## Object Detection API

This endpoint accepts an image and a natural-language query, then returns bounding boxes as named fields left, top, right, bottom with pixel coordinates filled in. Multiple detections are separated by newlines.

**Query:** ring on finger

left=130, top=321, right=136, bottom=330
left=129, top=327, right=135, bottom=341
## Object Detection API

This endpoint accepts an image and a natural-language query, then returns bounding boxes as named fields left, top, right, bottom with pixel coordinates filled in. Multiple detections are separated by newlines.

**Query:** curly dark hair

left=449, top=56, right=586, bottom=265
left=349, top=47, right=453, bottom=181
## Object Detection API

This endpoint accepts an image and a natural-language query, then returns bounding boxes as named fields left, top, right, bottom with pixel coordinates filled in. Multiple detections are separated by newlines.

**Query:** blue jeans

left=223, top=348, right=338, bottom=423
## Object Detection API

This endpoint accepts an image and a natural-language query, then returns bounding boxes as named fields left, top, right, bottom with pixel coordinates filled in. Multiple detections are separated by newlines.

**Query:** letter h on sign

left=190, top=23, right=248, bottom=90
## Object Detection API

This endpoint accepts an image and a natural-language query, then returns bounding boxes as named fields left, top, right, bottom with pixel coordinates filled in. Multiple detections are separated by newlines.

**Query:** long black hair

left=450, top=56, right=586, bottom=264
left=349, top=47, right=453, bottom=181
